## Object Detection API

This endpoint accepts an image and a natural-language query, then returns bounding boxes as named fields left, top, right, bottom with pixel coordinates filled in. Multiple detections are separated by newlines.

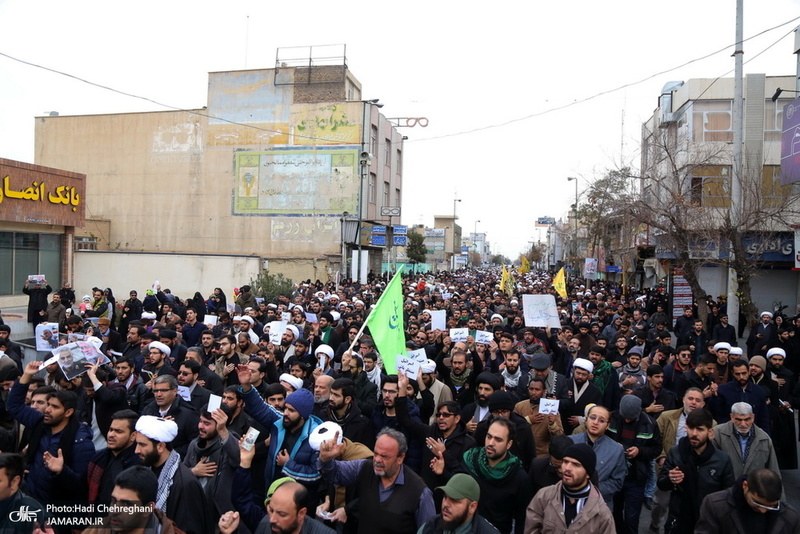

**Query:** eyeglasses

left=152, top=388, right=174, bottom=394
left=587, top=414, right=608, bottom=424
left=436, top=412, right=455, bottom=418
left=381, top=389, right=398, bottom=395
left=177, top=371, right=192, bottom=376
left=748, top=493, right=781, bottom=511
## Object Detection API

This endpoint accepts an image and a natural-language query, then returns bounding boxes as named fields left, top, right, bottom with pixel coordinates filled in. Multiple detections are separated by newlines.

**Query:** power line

left=0, top=51, right=352, bottom=145
left=1, top=13, right=798, bottom=146
left=409, top=15, right=800, bottom=143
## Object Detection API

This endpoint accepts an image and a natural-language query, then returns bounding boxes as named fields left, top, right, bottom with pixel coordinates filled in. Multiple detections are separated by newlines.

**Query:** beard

left=140, top=449, right=161, bottom=467
left=441, top=506, right=470, bottom=530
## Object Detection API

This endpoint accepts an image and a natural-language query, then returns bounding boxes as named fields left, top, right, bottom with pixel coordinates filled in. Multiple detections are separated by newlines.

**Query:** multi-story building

left=633, top=74, right=800, bottom=317
left=34, top=47, right=404, bottom=293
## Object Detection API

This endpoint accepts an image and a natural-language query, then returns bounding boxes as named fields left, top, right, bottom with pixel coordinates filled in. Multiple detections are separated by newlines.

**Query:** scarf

left=155, top=450, right=181, bottom=512
left=561, top=481, right=592, bottom=526
left=501, top=367, right=521, bottom=388
left=450, top=368, right=472, bottom=389
left=463, top=446, right=520, bottom=482
left=591, top=360, right=614, bottom=394
left=365, top=366, right=382, bottom=394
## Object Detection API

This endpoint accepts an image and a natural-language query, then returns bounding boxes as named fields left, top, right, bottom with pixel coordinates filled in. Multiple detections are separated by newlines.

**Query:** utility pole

left=727, top=0, right=743, bottom=333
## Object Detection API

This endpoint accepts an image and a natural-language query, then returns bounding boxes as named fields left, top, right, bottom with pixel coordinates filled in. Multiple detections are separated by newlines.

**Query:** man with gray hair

left=317, top=427, right=435, bottom=533
left=712, top=401, right=780, bottom=480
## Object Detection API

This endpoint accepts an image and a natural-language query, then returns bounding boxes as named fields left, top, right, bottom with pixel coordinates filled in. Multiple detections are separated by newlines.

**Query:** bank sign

left=0, top=159, right=86, bottom=227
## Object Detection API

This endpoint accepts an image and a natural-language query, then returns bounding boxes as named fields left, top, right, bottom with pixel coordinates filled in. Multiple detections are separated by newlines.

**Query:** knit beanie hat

left=619, top=394, right=642, bottom=420
left=285, top=388, right=315, bottom=420
left=749, top=356, right=767, bottom=372
left=563, top=443, right=597, bottom=476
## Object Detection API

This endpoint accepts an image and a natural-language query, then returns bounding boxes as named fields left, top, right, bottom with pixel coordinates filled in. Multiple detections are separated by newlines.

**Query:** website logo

left=9, top=505, right=41, bottom=522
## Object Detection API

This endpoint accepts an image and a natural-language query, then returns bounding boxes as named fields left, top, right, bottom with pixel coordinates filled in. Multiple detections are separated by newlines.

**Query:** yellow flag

left=500, top=266, right=515, bottom=296
left=520, top=256, right=531, bottom=274
left=553, top=267, right=567, bottom=299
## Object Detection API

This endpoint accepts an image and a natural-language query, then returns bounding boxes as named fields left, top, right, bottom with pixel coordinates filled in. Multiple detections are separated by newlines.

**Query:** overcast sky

left=1, top=0, right=799, bottom=257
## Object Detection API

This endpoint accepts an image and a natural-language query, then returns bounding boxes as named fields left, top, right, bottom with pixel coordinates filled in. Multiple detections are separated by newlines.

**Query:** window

left=762, top=165, right=790, bottom=207
left=383, top=181, right=390, bottom=207
left=396, top=149, right=402, bottom=174
left=691, top=101, right=733, bottom=142
left=0, top=232, right=62, bottom=296
left=371, top=126, right=378, bottom=155
left=765, top=99, right=791, bottom=143
left=689, top=166, right=731, bottom=207
left=384, top=139, right=391, bottom=165
left=74, top=236, right=98, bottom=251
left=368, top=173, right=377, bottom=204
left=395, top=188, right=401, bottom=206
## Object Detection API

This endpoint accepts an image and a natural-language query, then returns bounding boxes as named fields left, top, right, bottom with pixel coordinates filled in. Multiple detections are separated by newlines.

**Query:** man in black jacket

left=135, top=415, right=209, bottom=534
left=473, top=391, right=535, bottom=471
left=111, top=356, right=152, bottom=414
left=606, top=395, right=662, bottom=534
left=696, top=468, right=800, bottom=533
left=177, top=360, right=212, bottom=412
left=396, top=373, right=475, bottom=489
left=140, top=375, right=199, bottom=457
left=327, top=378, right=375, bottom=449
left=657, top=408, right=734, bottom=533
left=418, top=473, right=499, bottom=534
left=85, top=409, right=141, bottom=506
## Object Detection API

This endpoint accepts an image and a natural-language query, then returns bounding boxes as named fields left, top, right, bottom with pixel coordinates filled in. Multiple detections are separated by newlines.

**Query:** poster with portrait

left=51, top=341, right=111, bottom=380
left=35, top=323, right=60, bottom=351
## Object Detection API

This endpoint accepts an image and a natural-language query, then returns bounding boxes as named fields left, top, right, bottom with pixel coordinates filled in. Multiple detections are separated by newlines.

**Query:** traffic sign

left=393, top=236, right=407, bottom=246
left=372, top=225, right=387, bottom=235
left=393, top=225, right=408, bottom=235
left=371, top=235, right=386, bottom=246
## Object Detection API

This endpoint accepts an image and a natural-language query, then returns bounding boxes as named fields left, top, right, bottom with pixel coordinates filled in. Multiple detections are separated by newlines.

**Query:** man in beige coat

left=525, top=443, right=614, bottom=533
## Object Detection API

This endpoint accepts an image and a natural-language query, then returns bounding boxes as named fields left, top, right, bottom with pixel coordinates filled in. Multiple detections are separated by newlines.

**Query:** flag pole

left=344, top=265, right=405, bottom=354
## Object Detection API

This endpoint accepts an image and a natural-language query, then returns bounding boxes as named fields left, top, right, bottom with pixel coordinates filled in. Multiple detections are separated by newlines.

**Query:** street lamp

left=567, top=177, right=579, bottom=267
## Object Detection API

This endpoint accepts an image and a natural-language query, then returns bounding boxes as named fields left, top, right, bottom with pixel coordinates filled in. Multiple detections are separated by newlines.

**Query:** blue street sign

left=393, top=236, right=407, bottom=246
left=371, top=235, right=387, bottom=246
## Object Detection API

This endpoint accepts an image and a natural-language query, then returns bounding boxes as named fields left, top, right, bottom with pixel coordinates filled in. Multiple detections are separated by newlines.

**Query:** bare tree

left=581, top=127, right=800, bottom=325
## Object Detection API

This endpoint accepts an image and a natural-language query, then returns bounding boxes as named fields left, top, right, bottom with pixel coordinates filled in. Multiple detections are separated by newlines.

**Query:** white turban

left=729, top=347, right=743, bottom=356
left=232, top=315, right=243, bottom=321
left=285, top=325, right=300, bottom=341
left=148, top=341, right=171, bottom=357
left=135, top=415, right=178, bottom=443
left=141, top=311, right=157, bottom=320
left=240, top=316, right=255, bottom=325
left=760, top=311, right=774, bottom=319
left=421, top=359, right=437, bottom=374
left=573, top=358, right=594, bottom=374
left=315, top=344, right=334, bottom=360
left=330, top=311, right=341, bottom=322
left=713, top=342, right=731, bottom=352
left=279, top=373, right=304, bottom=392
left=767, top=347, right=786, bottom=359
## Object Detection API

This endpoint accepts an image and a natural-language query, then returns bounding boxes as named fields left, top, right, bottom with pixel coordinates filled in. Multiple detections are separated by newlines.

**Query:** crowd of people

left=0, top=269, right=798, bottom=533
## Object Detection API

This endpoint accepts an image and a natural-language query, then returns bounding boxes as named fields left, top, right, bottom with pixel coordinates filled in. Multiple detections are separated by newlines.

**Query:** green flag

left=366, top=266, right=406, bottom=374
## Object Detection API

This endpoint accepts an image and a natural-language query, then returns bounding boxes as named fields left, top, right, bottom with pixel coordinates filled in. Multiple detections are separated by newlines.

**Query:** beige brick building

left=34, top=58, right=404, bottom=295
